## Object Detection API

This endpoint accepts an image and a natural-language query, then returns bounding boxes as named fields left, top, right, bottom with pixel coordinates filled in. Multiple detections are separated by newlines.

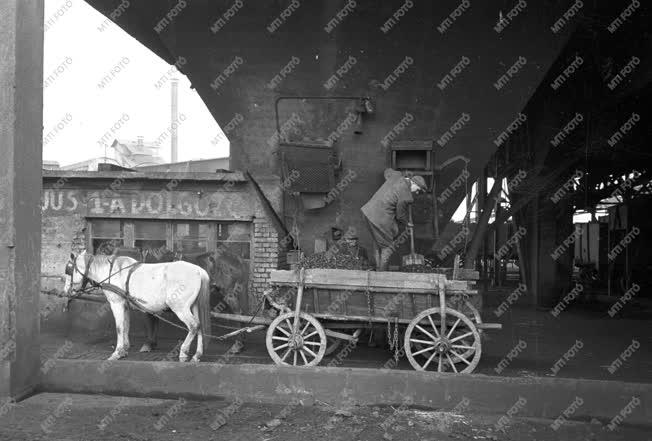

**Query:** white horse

left=63, top=250, right=211, bottom=362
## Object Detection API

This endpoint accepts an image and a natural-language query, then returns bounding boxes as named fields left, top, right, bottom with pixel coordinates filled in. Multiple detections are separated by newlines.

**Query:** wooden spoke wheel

left=266, top=312, right=326, bottom=367
left=447, top=297, right=482, bottom=331
left=459, top=300, right=482, bottom=329
left=404, top=307, right=481, bottom=374
left=414, top=299, right=480, bottom=361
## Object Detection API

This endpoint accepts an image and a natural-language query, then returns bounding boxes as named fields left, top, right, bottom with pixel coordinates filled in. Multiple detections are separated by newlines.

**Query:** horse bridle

left=65, top=254, right=142, bottom=296
left=65, top=254, right=96, bottom=292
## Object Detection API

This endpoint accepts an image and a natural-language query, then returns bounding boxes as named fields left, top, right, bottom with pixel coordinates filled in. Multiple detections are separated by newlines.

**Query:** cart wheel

left=460, top=300, right=482, bottom=332
left=447, top=297, right=482, bottom=331
left=414, top=299, right=480, bottom=361
left=404, top=307, right=481, bottom=374
left=266, top=312, right=326, bottom=367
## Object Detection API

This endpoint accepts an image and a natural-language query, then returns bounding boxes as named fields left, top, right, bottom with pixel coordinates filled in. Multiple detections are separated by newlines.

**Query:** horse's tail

left=198, top=270, right=212, bottom=352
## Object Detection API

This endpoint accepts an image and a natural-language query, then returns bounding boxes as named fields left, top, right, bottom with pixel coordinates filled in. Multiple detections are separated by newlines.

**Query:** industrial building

left=40, top=167, right=284, bottom=312
left=64, top=0, right=650, bottom=308
left=60, top=137, right=167, bottom=171
left=1, top=0, right=651, bottom=432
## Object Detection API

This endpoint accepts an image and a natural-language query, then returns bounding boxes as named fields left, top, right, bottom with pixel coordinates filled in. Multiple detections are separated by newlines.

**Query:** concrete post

left=0, top=0, right=44, bottom=400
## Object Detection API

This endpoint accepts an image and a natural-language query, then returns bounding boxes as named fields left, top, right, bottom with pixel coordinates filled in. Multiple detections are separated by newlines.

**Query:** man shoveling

left=361, top=169, right=426, bottom=271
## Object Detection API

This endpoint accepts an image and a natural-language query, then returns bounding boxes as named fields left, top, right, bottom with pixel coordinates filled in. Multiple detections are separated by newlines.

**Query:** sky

left=42, top=0, right=228, bottom=167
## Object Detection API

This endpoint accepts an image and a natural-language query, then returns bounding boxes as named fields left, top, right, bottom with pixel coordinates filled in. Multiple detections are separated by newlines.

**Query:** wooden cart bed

left=267, top=269, right=478, bottom=322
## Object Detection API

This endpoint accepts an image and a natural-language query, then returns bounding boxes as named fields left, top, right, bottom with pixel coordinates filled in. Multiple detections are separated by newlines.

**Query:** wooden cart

left=212, top=268, right=501, bottom=373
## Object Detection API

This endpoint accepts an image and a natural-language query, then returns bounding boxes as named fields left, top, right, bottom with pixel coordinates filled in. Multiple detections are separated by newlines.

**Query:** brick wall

left=40, top=210, right=86, bottom=292
left=40, top=174, right=285, bottom=314
left=250, top=217, right=285, bottom=308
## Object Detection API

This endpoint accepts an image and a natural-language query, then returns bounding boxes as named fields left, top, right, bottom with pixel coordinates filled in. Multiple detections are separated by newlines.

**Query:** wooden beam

left=463, top=174, right=504, bottom=269
left=486, top=158, right=580, bottom=233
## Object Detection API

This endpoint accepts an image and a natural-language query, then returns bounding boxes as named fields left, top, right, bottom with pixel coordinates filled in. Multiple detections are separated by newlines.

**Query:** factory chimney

left=170, top=78, right=179, bottom=163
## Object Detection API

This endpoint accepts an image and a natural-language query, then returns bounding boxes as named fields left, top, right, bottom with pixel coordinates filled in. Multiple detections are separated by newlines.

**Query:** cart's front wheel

left=404, top=307, right=481, bottom=374
left=266, top=312, right=326, bottom=367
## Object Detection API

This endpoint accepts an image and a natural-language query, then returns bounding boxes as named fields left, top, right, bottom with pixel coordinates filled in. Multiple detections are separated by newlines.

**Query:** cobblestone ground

left=0, top=393, right=649, bottom=441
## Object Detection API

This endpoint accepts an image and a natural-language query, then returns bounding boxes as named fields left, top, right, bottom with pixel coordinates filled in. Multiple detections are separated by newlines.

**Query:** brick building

left=41, top=169, right=285, bottom=312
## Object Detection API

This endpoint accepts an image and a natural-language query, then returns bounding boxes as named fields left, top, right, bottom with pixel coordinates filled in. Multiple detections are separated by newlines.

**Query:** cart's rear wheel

left=404, top=307, right=481, bottom=374
left=414, top=299, right=480, bottom=360
left=266, top=312, right=326, bottom=367
left=446, top=297, right=483, bottom=331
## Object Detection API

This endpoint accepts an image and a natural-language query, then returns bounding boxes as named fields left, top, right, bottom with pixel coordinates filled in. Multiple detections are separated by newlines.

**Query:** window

left=87, top=219, right=252, bottom=262
left=217, top=222, right=251, bottom=260
left=134, top=220, right=167, bottom=253
left=90, top=219, right=124, bottom=255
left=174, top=222, right=210, bottom=254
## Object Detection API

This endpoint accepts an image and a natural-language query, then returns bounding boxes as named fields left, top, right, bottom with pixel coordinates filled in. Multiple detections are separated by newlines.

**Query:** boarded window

left=90, top=219, right=123, bottom=255
left=134, top=220, right=168, bottom=253
left=217, top=222, right=251, bottom=260
left=174, top=222, right=210, bottom=254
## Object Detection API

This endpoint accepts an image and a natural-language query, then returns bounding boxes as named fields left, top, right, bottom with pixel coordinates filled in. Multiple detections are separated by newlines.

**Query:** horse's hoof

left=139, top=343, right=153, bottom=353
left=107, top=351, right=127, bottom=361
left=179, top=354, right=189, bottom=362
left=230, top=342, right=244, bottom=354
left=191, top=355, right=201, bottom=363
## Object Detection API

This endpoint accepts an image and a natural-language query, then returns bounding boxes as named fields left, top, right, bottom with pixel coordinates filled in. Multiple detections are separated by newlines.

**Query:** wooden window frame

left=87, top=219, right=125, bottom=254
left=88, top=218, right=253, bottom=261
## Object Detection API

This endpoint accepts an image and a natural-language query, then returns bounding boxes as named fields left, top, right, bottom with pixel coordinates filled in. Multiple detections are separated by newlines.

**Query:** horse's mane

left=88, top=254, right=137, bottom=271
left=89, top=254, right=112, bottom=265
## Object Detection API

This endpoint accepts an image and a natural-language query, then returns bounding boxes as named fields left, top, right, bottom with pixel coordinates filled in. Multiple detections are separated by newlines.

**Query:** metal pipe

left=171, top=79, right=179, bottom=162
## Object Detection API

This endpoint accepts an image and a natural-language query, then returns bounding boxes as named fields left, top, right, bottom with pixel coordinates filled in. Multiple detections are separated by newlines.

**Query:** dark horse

left=113, top=247, right=247, bottom=352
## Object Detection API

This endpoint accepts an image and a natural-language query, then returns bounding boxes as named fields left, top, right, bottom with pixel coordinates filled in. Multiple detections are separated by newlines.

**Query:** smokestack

left=171, top=78, right=179, bottom=163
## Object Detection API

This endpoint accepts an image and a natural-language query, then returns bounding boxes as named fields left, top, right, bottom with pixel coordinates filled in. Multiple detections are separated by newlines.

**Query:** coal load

left=300, top=243, right=373, bottom=270
left=403, top=257, right=440, bottom=273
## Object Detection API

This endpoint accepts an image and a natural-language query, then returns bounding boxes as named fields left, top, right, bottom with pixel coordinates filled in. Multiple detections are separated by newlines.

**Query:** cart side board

left=268, top=269, right=478, bottom=321
left=270, top=269, right=447, bottom=292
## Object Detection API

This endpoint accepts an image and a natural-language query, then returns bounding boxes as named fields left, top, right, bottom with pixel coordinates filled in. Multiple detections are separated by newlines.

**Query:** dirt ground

left=42, top=290, right=652, bottom=383
left=0, top=393, right=649, bottom=441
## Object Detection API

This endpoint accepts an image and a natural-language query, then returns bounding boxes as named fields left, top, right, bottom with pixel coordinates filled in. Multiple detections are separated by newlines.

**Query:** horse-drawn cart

left=212, top=268, right=501, bottom=373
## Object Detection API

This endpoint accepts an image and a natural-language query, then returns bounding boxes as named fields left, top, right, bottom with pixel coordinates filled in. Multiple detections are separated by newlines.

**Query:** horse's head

left=212, top=250, right=245, bottom=286
left=63, top=250, right=94, bottom=294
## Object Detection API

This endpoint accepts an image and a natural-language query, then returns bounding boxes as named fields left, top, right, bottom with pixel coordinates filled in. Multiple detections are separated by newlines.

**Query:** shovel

left=402, top=204, right=425, bottom=268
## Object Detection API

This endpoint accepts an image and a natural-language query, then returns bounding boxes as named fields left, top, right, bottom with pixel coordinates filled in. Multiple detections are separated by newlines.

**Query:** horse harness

left=66, top=254, right=143, bottom=299
left=65, top=253, right=268, bottom=342
left=106, top=257, right=142, bottom=295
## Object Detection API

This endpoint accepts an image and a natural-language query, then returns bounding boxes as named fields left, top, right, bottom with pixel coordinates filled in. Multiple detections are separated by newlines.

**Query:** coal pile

left=402, top=257, right=440, bottom=273
left=300, top=243, right=373, bottom=270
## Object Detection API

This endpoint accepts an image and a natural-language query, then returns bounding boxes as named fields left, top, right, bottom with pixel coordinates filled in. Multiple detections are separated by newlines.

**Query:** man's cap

left=411, top=175, right=427, bottom=190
